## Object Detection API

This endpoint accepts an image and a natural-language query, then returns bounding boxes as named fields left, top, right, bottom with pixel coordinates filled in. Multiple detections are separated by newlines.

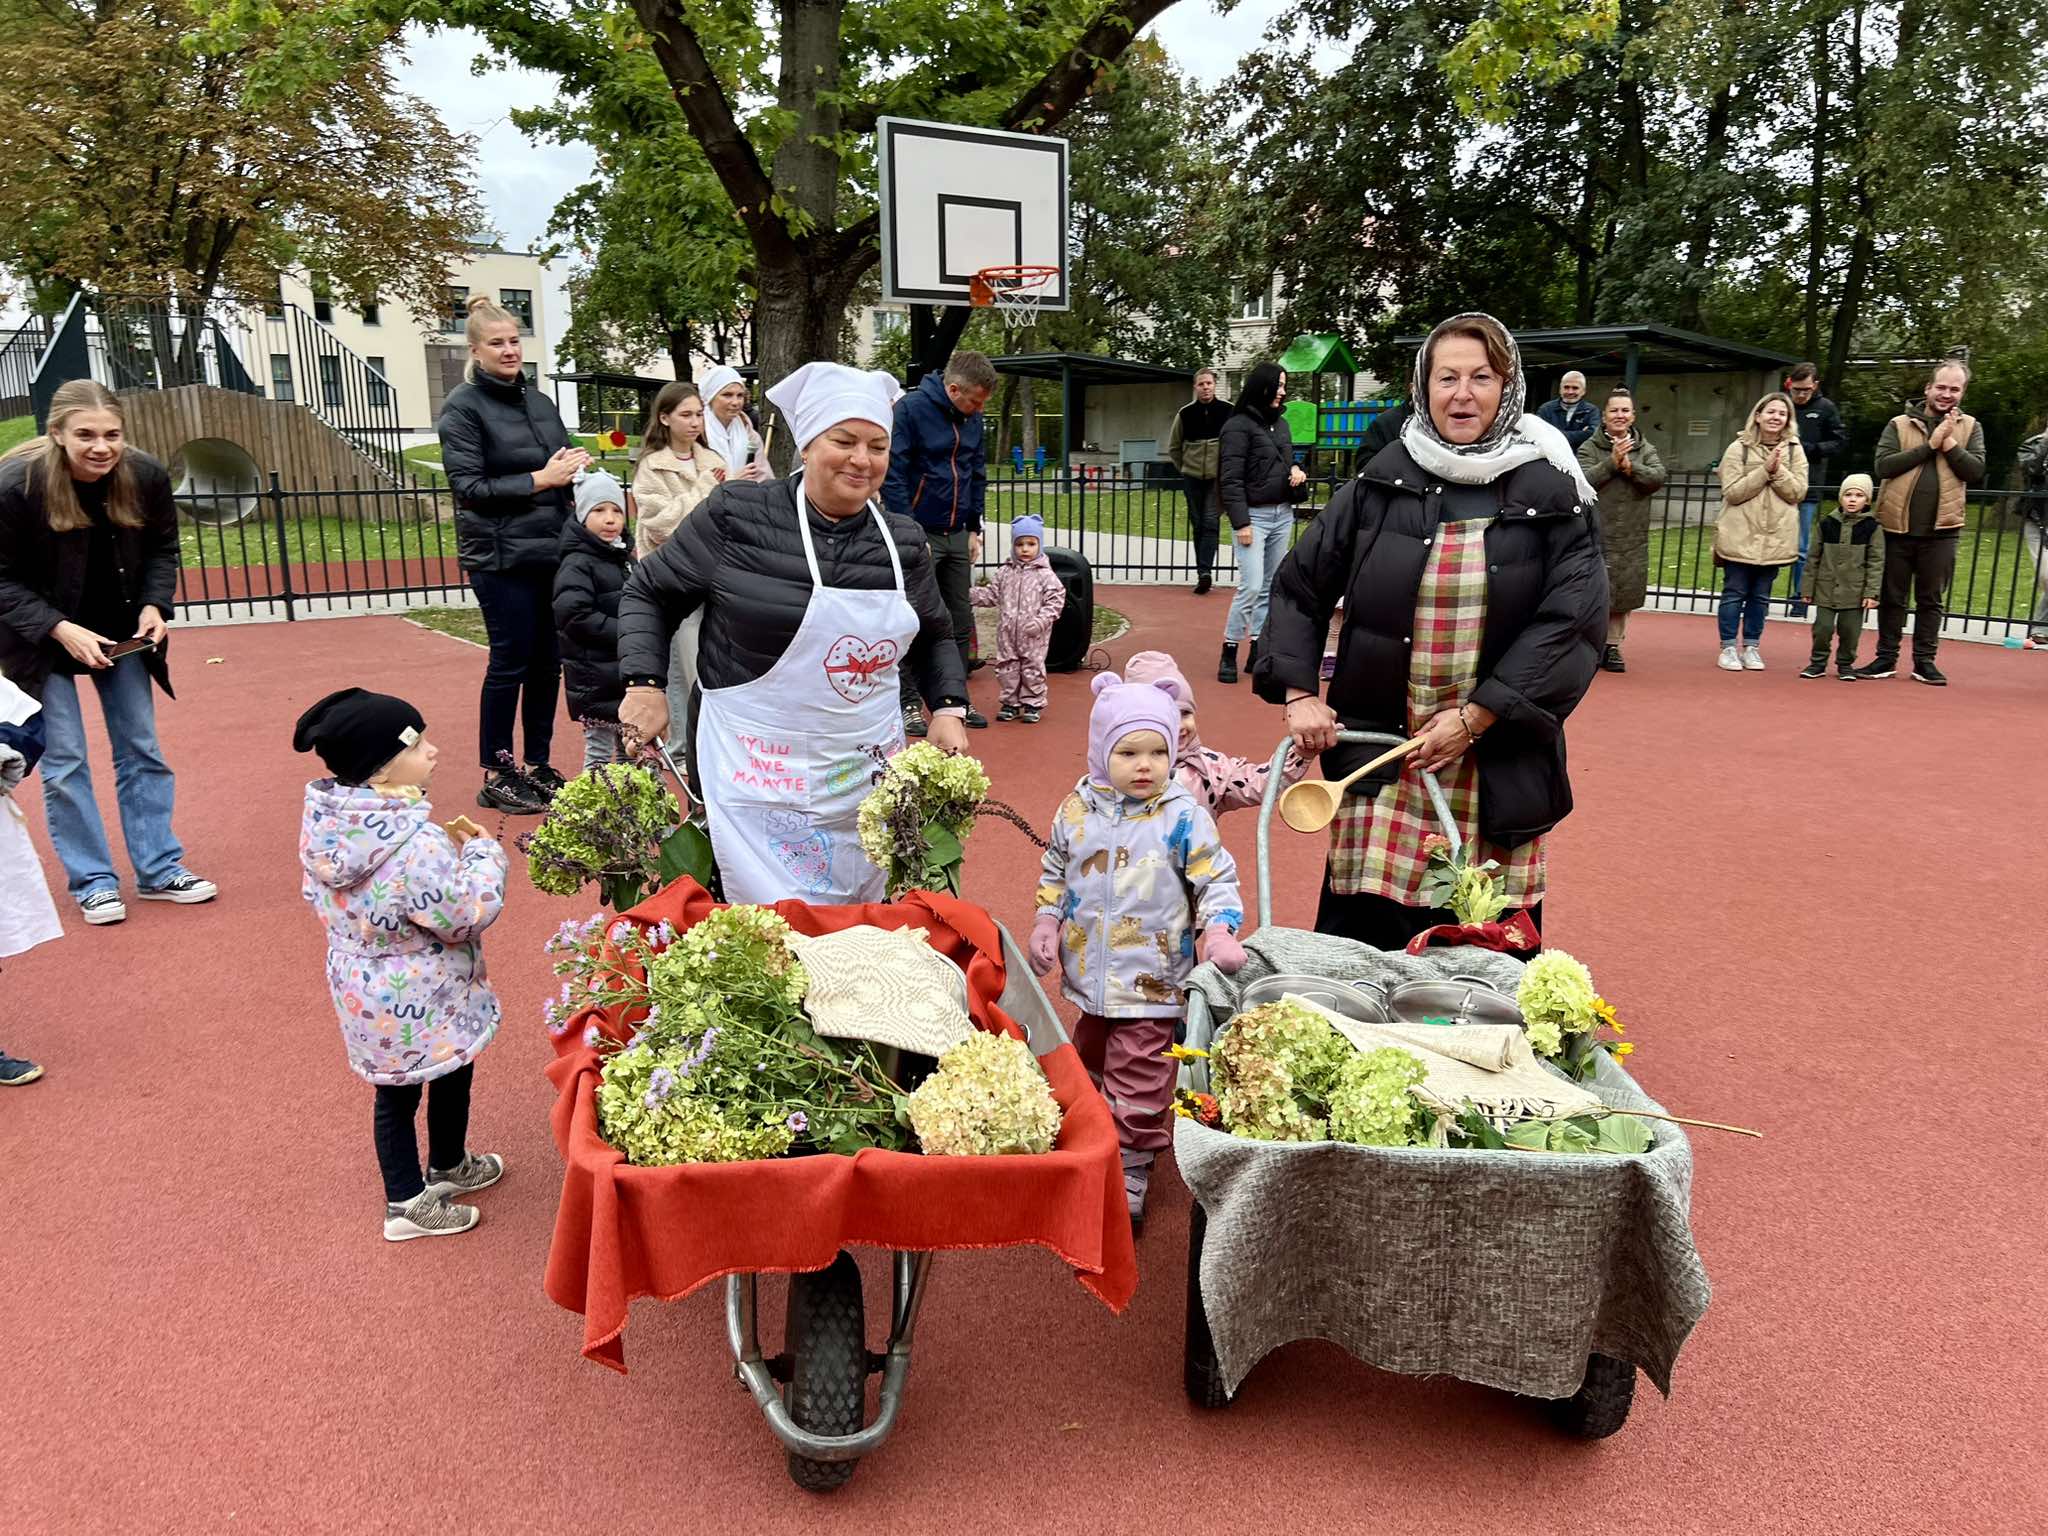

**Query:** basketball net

left=971, top=265, right=1057, bottom=329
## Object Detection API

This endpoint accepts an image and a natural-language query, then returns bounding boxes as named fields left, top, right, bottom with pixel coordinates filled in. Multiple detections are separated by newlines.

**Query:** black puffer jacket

left=1254, top=443, right=1607, bottom=847
left=0, top=451, right=180, bottom=701
left=617, top=477, right=969, bottom=705
left=436, top=371, right=574, bottom=572
left=552, top=518, right=631, bottom=723
left=1218, top=409, right=1308, bottom=529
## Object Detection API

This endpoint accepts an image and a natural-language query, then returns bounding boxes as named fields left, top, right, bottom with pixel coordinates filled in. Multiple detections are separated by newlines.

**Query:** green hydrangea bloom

left=598, top=1040, right=797, bottom=1165
left=1211, top=1000, right=1352, bottom=1142
left=524, top=763, right=678, bottom=897
left=1328, top=1047, right=1428, bottom=1147
left=907, top=1032, right=1063, bottom=1155
left=858, top=743, right=991, bottom=898
left=1516, top=949, right=1599, bottom=1059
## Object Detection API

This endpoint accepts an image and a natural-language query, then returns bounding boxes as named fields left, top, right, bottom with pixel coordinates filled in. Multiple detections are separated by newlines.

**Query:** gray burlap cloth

left=1178, top=927, right=1711, bottom=1398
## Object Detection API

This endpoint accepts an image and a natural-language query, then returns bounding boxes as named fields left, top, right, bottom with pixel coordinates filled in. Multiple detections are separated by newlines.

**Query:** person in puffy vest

left=1797, top=473, right=1884, bottom=680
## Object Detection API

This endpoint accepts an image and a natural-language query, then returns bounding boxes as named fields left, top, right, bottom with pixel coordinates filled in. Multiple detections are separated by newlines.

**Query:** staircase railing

left=0, top=313, right=55, bottom=419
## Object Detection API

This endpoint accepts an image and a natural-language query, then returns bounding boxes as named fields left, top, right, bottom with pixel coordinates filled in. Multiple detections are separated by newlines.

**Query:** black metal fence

left=168, top=467, right=2048, bottom=638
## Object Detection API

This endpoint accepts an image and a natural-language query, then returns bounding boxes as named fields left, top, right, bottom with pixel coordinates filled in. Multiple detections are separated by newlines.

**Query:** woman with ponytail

left=0, top=380, right=215, bottom=923
left=436, top=294, right=590, bottom=814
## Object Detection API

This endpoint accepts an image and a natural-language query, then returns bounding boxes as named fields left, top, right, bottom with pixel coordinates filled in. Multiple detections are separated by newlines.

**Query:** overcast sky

left=390, top=2, right=1324, bottom=371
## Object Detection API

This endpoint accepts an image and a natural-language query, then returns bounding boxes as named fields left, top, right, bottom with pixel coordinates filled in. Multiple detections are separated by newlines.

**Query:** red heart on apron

left=822, top=634, right=899, bottom=703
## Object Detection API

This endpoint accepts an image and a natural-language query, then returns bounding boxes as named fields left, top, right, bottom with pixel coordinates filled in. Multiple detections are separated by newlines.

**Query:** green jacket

left=1799, top=504, right=1885, bottom=608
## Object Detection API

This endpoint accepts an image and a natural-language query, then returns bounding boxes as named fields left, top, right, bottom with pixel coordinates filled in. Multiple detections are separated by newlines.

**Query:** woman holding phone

left=0, top=380, right=215, bottom=923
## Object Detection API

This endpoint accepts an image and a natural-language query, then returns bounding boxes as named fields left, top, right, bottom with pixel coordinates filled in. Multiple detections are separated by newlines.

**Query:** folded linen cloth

left=792, top=925, right=976, bottom=1056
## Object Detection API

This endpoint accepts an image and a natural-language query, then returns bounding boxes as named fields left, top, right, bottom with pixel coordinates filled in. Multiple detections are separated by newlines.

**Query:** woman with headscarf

left=1254, top=313, right=1606, bottom=952
left=698, top=365, right=773, bottom=482
left=617, top=363, right=971, bottom=905
left=1215, top=361, right=1309, bottom=684
left=1712, top=392, right=1807, bottom=672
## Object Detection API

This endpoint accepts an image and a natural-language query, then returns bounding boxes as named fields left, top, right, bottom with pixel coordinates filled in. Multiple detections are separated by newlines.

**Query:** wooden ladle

left=1276, top=735, right=1426, bottom=833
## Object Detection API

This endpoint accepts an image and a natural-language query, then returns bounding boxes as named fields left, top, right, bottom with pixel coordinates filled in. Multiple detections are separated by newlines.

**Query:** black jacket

left=1254, top=443, right=1607, bottom=847
left=1218, top=410, right=1309, bottom=529
left=1359, top=402, right=1412, bottom=460
left=1792, top=392, right=1848, bottom=483
left=0, top=452, right=180, bottom=701
left=436, top=371, right=574, bottom=572
left=617, top=477, right=969, bottom=707
left=552, top=518, right=632, bottom=723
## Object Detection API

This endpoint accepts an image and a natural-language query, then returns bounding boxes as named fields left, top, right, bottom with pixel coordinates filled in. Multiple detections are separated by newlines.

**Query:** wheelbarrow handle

left=1254, top=732, right=1461, bottom=933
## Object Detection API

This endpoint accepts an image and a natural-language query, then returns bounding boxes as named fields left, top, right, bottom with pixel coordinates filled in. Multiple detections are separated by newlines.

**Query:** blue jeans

left=1224, top=504, right=1294, bottom=644
left=38, top=654, right=186, bottom=900
left=1786, top=499, right=1818, bottom=600
left=1718, top=562, right=1778, bottom=646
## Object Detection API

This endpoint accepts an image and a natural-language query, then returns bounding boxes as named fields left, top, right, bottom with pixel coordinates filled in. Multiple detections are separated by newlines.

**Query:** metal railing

left=167, top=466, right=2048, bottom=636
left=0, top=314, right=53, bottom=419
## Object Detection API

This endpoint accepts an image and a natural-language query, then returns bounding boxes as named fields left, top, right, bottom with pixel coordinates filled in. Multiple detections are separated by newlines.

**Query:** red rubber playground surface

left=3, top=592, right=2043, bottom=1534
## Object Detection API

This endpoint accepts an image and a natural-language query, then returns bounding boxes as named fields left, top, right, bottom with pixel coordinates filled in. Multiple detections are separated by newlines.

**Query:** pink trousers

left=1071, top=1012, right=1177, bottom=1165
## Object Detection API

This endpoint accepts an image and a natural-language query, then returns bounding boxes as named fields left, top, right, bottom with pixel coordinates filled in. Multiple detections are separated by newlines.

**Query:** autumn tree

left=0, top=0, right=484, bottom=320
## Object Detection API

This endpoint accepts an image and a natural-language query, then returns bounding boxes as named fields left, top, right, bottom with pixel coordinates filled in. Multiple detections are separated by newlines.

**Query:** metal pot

left=1385, top=974, right=1523, bottom=1028
left=1239, top=973, right=1393, bottom=1026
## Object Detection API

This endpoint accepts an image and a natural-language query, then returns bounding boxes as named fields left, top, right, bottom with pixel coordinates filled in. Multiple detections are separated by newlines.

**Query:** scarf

left=1399, top=313, right=1595, bottom=503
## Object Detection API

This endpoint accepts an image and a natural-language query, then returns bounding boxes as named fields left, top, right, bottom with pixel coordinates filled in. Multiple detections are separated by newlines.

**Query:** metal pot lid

left=1239, top=973, right=1392, bottom=1025
left=1385, top=974, right=1523, bottom=1028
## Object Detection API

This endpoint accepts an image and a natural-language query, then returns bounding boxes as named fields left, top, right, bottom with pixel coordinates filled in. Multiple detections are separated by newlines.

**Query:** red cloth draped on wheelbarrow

left=543, top=878, right=1139, bottom=1371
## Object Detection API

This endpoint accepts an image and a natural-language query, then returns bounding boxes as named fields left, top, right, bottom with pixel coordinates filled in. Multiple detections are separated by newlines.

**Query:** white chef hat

left=766, top=362, right=904, bottom=453
left=700, top=364, right=744, bottom=405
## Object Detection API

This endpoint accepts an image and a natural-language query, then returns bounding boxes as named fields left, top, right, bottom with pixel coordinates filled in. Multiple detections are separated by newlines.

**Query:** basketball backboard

left=877, top=117, right=1070, bottom=311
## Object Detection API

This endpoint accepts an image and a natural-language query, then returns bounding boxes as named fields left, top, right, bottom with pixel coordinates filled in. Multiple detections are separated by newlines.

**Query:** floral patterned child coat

left=300, top=780, right=509, bottom=1086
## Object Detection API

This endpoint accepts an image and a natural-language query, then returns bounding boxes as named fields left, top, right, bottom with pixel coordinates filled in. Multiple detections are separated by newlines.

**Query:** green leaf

left=892, top=1093, right=914, bottom=1128
left=922, top=821, right=963, bottom=866
left=1593, top=1114, right=1653, bottom=1155
left=1503, top=1120, right=1551, bottom=1151
left=657, top=822, right=715, bottom=889
left=1457, top=1108, right=1507, bottom=1149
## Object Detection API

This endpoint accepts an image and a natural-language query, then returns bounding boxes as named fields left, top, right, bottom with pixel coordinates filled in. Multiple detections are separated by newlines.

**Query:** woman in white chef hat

left=617, top=362, right=972, bottom=904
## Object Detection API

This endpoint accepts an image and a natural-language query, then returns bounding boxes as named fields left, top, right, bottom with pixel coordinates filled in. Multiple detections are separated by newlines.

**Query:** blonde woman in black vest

left=436, top=294, right=590, bottom=811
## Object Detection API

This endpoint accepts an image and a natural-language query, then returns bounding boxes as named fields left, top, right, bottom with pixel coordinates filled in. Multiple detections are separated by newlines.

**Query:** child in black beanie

left=294, top=688, right=509, bottom=1241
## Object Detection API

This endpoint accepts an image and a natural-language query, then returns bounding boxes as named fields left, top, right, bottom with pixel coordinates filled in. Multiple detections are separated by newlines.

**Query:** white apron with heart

left=694, top=480, right=916, bottom=904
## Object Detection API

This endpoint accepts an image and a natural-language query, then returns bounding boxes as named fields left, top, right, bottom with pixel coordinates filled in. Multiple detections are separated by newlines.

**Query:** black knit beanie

left=292, top=688, right=425, bottom=785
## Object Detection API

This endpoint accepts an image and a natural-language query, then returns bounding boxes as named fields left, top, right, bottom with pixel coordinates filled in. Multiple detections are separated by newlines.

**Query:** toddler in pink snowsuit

left=1122, top=650, right=1313, bottom=814
left=970, top=515, right=1066, bottom=723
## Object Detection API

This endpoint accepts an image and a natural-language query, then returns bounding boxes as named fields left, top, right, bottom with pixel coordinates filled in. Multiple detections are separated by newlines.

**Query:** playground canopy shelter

left=1391, top=322, right=1801, bottom=472
left=1276, top=334, right=1363, bottom=450
left=989, top=352, right=1198, bottom=477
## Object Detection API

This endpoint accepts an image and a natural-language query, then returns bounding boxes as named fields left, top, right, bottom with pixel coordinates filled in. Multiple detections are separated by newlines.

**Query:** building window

left=269, top=354, right=294, bottom=402
left=366, top=356, right=391, bottom=409
left=521, top=362, right=539, bottom=386
left=872, top=308, right=908, bottom=343
left=1234, top=283, right=1273, bottom=322
left=263, top=277, right=286, bottom=321
left=442, top=286, right=469, bottom=334
left=312, top=279, right=334, bottom=324
left=500, top=289, right=535, bottom=333
left=318, top=354, right=342, bottom=408
left=361, top=302, right=380, bottom=326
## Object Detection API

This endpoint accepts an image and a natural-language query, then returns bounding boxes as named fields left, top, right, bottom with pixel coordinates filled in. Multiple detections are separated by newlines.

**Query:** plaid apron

left=1328, top=520, right=1548, bottom=904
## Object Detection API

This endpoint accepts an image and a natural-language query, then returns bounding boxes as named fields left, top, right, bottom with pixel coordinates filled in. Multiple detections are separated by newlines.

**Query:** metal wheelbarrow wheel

left=1543, top=1352, right=1636, bottom=1439
left=783, top=1252, right=869, bottom=1491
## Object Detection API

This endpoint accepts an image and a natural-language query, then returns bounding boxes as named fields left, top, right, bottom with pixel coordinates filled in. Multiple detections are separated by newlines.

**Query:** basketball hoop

left=971, top=265, right=1059, bottom=328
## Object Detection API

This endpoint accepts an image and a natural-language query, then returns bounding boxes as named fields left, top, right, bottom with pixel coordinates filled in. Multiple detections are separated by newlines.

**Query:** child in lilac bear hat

left=1028, top=671, right=1245, bottom=1227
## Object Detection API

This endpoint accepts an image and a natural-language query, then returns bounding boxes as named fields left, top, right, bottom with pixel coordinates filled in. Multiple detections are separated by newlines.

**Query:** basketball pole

left=906, top=303, right=973, bottom=388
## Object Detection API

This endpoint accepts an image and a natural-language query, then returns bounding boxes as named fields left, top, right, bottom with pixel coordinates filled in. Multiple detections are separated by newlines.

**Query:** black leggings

left=373, top=1063, right=474, bottom=1204
left=470, top=565, right=561, bottom=770
left=1315, top=869, right=1545, bottom=954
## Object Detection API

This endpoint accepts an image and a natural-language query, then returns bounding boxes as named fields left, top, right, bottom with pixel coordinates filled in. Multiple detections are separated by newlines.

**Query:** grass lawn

left=0, top=415, right=33, bottom=455
left=413, top=602, right=1128, bottom=653
left=400, top=436, right=636, bottom=489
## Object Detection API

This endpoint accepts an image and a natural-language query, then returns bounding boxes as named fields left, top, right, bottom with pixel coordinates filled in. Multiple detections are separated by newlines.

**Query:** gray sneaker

left=136, top=872, right=217, bottom=904
left=79, top=891, right=127, bottom=925
left=384, top=1188, right=480, bottom=1242
left=427, top=1151, right=504, bottom=1199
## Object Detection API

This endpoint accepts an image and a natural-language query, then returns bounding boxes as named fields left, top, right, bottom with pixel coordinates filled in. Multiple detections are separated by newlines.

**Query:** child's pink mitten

left=1028, top=913, right=1062, bottom=976
left=1199, top=926, right=1247, bottom=975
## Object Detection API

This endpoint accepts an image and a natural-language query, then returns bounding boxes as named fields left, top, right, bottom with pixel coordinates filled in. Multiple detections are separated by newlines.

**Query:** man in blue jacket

left=1784, top=361, right=1849, bottom=617
left=885, top=351, right=998, bottom=733
left=1536, top=370, right=1599, bottom=449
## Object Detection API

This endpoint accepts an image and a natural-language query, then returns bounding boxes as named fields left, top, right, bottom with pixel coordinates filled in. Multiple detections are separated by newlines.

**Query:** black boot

left=1246, top=639, right=1258, bottom=678
left=1217, top=641, right=1239, bottom=684
left=1193, top=573, right=1212, bottom=596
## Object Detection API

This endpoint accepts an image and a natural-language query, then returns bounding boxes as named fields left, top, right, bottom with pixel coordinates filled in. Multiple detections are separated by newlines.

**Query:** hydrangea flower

left=908, top=1033, right=1062, bottom=1156
left=1516, top=950, right=1599, bottom=1059
left=1328, top=1048, right=1427, bottom=1147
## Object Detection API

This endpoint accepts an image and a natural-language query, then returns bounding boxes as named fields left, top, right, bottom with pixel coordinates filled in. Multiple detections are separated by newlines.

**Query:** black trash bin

left=1045, top=547, right=1094, bottom=673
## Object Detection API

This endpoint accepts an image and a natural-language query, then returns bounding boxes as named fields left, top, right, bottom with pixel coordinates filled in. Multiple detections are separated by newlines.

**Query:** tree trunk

left=1677, top=83, right=1735, bottom=330
left=994, top=372, right=1018, bottom=463
left=1803, top=14, right=1831, bottom=361
left=1020, top=376, right=1039, bottom=465
left=668, top=322, right=693, bottom=379
left=753, top=255, right=864, bottom=472
left=1825, top=0, right=1875, bottom=395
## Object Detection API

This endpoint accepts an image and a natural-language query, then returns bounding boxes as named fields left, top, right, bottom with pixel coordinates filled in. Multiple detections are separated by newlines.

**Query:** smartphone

left=102, top=637, right=157, bottom=660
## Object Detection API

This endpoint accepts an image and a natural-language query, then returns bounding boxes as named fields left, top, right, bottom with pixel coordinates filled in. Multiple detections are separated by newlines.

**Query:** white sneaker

left=384, top=1189, right=480, bottom=1242
left=1717, top=646, right=1743, bottom=672
left=1740, top=646, right=1766, bottom=671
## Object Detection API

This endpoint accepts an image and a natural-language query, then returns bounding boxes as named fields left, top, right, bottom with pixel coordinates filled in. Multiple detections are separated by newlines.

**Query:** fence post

left=269, top=472, right=295, bottom=622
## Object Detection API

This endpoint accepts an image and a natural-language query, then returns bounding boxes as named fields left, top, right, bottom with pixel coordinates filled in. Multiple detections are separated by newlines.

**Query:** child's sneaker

left=1798, top=662, right=1827, bottom=679
left=0, top=1052, right=43, bottom=1086
left=1017, top=708, right=1041, bottom=724
left=996, top=703, right=1019, bottom=722
left=1124, top=1168, right=1149, bottom=1227
left=384, top=1189, right=480, bottom=1242
left=427, top=1151, right=505, bottom=1199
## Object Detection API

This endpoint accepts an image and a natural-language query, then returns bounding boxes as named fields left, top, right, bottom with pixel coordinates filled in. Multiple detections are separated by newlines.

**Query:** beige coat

left=1714, top=412, right=1808, bottom=567
left=631, top=443, right=726, bottom=559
